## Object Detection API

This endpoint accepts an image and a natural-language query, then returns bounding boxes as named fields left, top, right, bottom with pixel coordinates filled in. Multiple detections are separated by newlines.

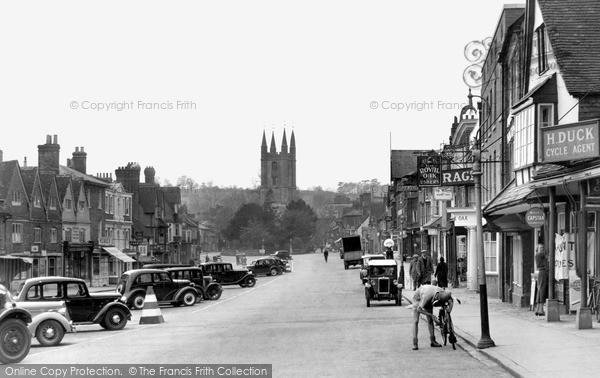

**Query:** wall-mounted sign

left=417, top=155, right=441, bottom=186
left=433, top=188, right=453, bottom=200
left=541, top=119, right=599, bottom=163
left=525, top=207, right=545, bottom=228
left=441, top=168, right=474, bottom=186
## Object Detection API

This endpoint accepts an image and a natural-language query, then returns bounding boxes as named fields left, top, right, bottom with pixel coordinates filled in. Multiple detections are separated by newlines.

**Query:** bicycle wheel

left=439, top=309, right=447, bottom=346
left=447, top=314, right=456, bottom=350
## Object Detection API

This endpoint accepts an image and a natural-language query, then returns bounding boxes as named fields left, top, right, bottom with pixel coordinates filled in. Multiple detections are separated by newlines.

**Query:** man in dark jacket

left=417, top=250, right=433, bottom=286
left=435, top=257, right=449, bottom=289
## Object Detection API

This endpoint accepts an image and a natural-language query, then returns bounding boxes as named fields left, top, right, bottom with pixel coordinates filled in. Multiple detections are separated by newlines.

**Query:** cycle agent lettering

left=433, top=292, right=459, bottom=349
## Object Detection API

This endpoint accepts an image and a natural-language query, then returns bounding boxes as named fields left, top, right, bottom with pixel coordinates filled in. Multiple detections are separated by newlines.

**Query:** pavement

left=406, top=285, right=600, bottom=377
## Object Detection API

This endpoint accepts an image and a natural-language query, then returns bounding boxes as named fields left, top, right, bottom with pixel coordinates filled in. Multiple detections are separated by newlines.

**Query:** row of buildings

left=388, top=0, right=600, bottom=317
left=0, top=135, right=218, bottom=290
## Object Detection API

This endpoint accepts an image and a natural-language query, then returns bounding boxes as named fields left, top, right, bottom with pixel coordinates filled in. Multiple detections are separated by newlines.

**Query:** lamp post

left=473, top=146, right=495, bottom=349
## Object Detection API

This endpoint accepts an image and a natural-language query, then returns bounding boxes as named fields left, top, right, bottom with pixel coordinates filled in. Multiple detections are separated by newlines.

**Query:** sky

left=0, top=0, right=515, bottom=192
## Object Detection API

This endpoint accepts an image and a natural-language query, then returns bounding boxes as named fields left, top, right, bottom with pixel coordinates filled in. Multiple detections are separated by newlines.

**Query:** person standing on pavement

left=417, top=250, right=434, bottom=287
left=409, top=254, right=419, bottom=290
left=435, top=257, right=449, bottom=289
left=534, top=242, right=549, bottom=316
left=411, top=284, right=453, bottom=350
left=323, top=249, right=329, bottom=262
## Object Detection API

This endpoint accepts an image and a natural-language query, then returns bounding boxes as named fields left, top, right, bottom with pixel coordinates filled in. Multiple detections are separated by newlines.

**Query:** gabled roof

left=20, top=167, right=37, bottom=201
left=538, top=0, right=600, bottom=95
left=55, top=176, right=72, bottom=202
left=39, top=173, right=56, bottom=207
left=0, top=160, right=21, bottom=200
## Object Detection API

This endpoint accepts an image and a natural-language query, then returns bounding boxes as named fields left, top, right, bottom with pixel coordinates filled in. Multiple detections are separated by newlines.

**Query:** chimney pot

left=46, top=135, right=51, bottom=144
left=53, top=135, right=58, bottom=144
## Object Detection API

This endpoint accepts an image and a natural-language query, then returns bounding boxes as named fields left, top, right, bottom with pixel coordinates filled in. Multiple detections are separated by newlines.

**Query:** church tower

left=260, top=129, right=297, bottom=205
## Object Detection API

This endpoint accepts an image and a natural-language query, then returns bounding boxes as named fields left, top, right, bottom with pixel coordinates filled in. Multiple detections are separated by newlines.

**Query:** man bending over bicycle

left=412, top=284, right=453, bottom=350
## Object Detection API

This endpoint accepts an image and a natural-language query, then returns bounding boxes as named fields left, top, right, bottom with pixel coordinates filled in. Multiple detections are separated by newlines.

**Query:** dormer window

left=12, top=191, right=21, bottom=205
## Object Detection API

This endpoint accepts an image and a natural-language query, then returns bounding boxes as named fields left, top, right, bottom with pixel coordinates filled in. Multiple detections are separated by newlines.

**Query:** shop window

left=484, top=232, right=498, bottom=273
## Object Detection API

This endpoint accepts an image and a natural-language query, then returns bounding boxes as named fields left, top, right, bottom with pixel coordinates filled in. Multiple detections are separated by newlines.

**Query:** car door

left=64, top=282, right=95, bottom=323
left=153, top=272, right=177, bottom=301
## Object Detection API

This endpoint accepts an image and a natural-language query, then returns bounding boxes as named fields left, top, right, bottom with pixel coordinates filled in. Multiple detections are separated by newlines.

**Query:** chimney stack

left=72, top=146, right=87, bottom=174
left=38, top=134, right=60, bottom=175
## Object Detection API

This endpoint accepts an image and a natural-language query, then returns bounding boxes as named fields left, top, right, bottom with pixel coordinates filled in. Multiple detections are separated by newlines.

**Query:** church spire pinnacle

left=270, top=131, right=277, bottom=153
left=281, top=128, right=288, bottom=153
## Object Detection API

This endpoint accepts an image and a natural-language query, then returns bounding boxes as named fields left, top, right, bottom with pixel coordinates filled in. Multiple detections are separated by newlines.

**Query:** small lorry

left=342, top=235, right=364, bottom=270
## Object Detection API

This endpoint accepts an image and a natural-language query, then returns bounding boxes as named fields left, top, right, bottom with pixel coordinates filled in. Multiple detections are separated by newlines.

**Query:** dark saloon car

left=270, top=250, right=292, bottom=260
left=246, top=257, right=284, bottom=276
left=0, top=284, right=32, bottom=364
left=165, top=267, right=223, bottom=300
left=200, top=262, right=256, bottom=287
left=16, top=277, right=130, bottom=331
left=117, top=269, right=198, bottom=309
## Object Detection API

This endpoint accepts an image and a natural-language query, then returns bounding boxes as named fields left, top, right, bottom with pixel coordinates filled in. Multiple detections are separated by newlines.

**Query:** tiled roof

left=0, top=160, right=20, bottom=200
left=55, top=176, right=72, bottom=201
left=20, top=167, right=37, bottom=198
left=59, top=165, right=110, bottom=187
left=39, top=173, right=55, bottom=205
left=538, top=0, right=600, bottom=95
left=484, top=179, right=536, bottom=214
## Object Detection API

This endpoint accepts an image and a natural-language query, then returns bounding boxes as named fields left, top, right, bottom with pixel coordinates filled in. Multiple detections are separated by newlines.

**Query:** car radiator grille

left=378, top=278, right=390, bottom=293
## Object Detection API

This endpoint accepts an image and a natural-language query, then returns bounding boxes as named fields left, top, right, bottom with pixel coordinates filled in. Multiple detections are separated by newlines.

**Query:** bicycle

left=437, top=302, right=457, bottom=349
left=588, top=277, right=600, bottom=322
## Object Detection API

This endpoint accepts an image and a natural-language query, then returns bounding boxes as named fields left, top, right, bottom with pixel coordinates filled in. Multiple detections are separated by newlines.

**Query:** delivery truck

left=342, top=235, right=364, bottom=270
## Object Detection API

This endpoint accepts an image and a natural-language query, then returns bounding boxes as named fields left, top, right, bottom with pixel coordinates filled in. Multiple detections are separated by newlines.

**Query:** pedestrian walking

left=409, top=254, right=419, bottom=290
left=411, top=284, right=453, bottom=350
left=435, top=257, right=449, bottom=289
left=324, top=249, right=329, bottom=262
left=385, top=246, right=393, bottom=259
left=534, top=241, right=548, bottom=316
left=417, top=250, right=433, bottom=287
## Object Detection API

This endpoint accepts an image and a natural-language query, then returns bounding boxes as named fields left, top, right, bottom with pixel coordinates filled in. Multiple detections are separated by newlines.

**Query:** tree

left=278, top=199, right=317, bottom=247
left=223, top=203, right=272, bottom=241
left=239, top=219, right=272, bottom=249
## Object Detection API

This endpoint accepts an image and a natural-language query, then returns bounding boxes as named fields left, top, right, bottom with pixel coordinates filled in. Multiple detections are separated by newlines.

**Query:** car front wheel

left=207, top=286, right=222, bottom=300
left=0, top=319, right=31, bottom=364
left=244, top=276, right=256, bottom=288
left=132, top=294, right=145, bottom=310
left=35, top=319, right=65, bottom=347
left=103, top=308, right=128, bottom=331
left=182, top=291, right=197, bottom=307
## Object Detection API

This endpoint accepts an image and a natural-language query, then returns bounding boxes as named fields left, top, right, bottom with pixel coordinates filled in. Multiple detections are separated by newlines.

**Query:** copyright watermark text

left=69, top=100, right=198, bottom=112
left=370, top=100, right=468, bottom=112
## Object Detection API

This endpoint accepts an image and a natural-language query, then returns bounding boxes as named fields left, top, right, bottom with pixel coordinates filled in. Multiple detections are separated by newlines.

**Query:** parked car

left=16, top=277, right=130, bottom=331
left=246, top=257, right=284, bottom=276
left=271, top=256, right=291, bottom=273
left=0, top=284, right=31, bottom=364
left=117, top=269, right=198, bottom=309
left=14, top=297, right=75, bottom=347
left=200, top=262, right=256, bottom=287
left=165, top=266, right=223, bottom=300
left=270, top=250, right=292, bottom=260
left=364, top=260, right=403, bottom=307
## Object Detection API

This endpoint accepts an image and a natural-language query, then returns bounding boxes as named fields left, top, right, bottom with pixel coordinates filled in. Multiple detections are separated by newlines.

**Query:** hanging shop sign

left=433, top=188, right=453, bottom=200
left=525, top=207, right=545, bottom=228
left=417, top=155, right=441, bottom=186
left=541, top=119, right=599, bottom=163
left=441, top=168, right=474, bottom=186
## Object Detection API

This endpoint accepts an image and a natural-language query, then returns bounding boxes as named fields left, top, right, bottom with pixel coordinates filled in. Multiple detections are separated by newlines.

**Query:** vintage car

left=14, top=297, right=75, bottom=347
left=364, top=260, right=403, bottom=307
left=16, top=277, right=130, bottom=331
left=270, top=250, right=293, bottom=260
left=117, top=269, right=198, bottom=309
left=200, top=262, right=256, bottom=287
left=0, top=284, right=32, bottom=364
left=164, top=266, right=223, bottom=300
left=246, top=257, right=285, bottom=276
left=359, top=254, right=386, bottom=283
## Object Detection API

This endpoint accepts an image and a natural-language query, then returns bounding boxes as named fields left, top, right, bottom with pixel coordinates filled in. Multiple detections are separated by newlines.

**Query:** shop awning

left=0, top=255, right=33, bottom=264
left=484, top=180, right=537, bottom=216
left=102, top=247, right=136, bottom=263
left=485, top=214, right=532, bottom=232
left=421, top=216, right=442, bottom=229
